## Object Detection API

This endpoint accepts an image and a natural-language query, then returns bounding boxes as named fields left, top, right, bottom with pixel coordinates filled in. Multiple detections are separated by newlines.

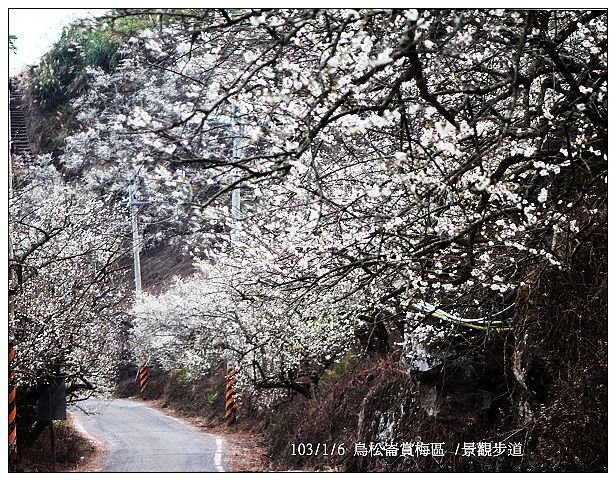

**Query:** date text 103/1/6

left=291, top=443, right=346, bottom=456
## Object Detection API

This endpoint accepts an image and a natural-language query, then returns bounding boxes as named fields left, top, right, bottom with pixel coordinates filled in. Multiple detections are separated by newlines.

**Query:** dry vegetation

left=10, top=418, right=102, bottom=473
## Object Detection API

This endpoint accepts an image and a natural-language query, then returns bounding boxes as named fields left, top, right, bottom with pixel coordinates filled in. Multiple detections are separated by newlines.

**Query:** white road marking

left=71, top=413, right=87, bottom=436
left=214, top=437, right=225, bottom=472
left=71, top=411, right=103, bottom=447
left=171, top=416, right=186, bottom=425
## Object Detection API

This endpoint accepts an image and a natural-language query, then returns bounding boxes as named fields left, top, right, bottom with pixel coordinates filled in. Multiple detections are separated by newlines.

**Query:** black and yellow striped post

left=9, top=344, right=17, bottom=460
left=225, top=368, right=238, bottom=423
left=138, top=364, right=149, bottom=394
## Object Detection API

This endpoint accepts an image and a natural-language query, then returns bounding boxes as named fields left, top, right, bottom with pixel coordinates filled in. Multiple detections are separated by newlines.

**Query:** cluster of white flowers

left=23, top=9, right=605, bottom=401
left=10, top=163, right=128, bottom=390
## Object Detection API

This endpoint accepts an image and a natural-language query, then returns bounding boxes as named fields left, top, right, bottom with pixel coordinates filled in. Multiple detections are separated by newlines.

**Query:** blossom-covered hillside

left=9, top=9, right=607, bottom=472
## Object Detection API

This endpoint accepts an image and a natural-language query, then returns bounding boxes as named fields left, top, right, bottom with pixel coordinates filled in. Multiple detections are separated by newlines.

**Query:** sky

left=9, top=9, right=109, bottom=75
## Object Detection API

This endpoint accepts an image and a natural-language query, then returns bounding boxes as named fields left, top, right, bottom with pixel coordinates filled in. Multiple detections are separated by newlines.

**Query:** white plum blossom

left=13, top=8, right=604, bottom=406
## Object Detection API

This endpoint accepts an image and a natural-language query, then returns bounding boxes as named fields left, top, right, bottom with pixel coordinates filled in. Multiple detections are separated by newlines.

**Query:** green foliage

left=107, top=12, right=161, bottom=36
left=207, top=392, right=218, bottom=405
left=174, top=367, right=190, bottom=386
left=320, top=351, right=360, bottom=383
left=31, top=14, right=159, bottom=112
left=32, top=27, right=112, bottom=112
left=31, top=60, right=64, bottom=112
left=9, top=34, right=17, bottom=52
left=77, top=29, right=120, bottom=72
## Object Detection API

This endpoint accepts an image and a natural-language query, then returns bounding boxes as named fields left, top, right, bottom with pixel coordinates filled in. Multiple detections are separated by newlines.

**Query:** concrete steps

left=9, top=81, right=32, bottom=158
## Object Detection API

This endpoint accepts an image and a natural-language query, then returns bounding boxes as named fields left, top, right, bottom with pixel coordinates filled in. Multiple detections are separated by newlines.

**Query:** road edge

left=68, top=411, right=107, bottom=472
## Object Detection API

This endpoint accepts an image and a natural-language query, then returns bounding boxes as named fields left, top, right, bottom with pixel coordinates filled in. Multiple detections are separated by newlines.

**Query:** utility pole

left=226, top=105, right=243, bottom=380
left=230, top=105, right=241, bottom=243
left=128, top=184, right=142, bottom=301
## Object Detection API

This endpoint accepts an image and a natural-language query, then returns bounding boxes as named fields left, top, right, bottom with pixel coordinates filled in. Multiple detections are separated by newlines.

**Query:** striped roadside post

left=138, top=364, right=149, bottom=394
left=225, top=368, right=238, bottom=423
left=9, top=344, right=17, bottom=460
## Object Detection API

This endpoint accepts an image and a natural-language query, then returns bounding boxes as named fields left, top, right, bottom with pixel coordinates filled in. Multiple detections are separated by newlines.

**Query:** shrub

left=30, top=13, right=160, bottom=112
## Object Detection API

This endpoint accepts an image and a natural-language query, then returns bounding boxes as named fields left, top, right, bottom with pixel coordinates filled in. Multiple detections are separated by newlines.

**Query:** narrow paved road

left=72, top=399, right=225, bottom=472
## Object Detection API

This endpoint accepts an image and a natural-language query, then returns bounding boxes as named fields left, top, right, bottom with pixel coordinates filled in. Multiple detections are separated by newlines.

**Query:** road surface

left=72, top=399, right=225, bottom=472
